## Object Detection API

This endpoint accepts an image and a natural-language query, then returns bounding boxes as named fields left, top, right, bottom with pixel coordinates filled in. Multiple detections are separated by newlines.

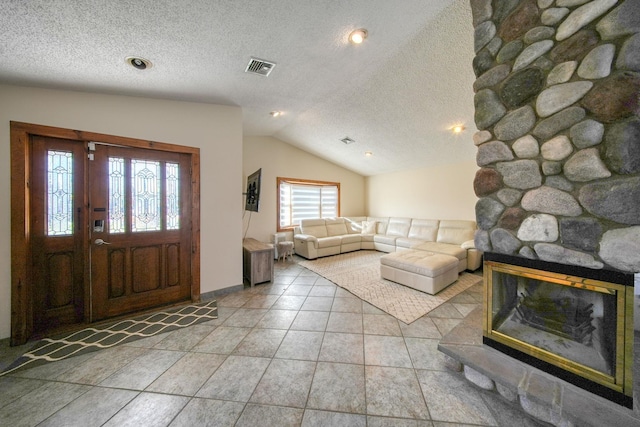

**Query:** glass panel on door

left=47, top=150, right=74, bottom=236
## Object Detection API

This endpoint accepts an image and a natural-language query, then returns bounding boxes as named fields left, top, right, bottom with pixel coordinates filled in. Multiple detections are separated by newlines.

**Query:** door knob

left=94, top=238, right=112, bottom=245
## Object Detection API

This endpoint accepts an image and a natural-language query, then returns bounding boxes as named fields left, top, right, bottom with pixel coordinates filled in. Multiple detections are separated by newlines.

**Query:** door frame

left=10, top=121, right=201, bottom=346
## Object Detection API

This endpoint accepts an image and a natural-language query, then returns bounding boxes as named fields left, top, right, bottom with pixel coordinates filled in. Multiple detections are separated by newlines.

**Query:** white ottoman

left=380, top=250, right=459, bottom=295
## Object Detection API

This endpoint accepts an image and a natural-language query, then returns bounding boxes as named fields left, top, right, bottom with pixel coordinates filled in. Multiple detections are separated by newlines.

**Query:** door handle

left=94, top=238, right=112, bottom=245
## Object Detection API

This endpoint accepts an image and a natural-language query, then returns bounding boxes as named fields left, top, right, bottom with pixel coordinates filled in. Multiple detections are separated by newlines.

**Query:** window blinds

left=279, top=182, right=338, bottom=228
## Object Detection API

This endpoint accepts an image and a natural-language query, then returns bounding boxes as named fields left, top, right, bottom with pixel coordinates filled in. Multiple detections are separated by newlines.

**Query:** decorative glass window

left=108, top=157, right=180, bottom=233
left=108, top=157, right=126, bottom=233
left=165, top=162, right=180, bottom=230
left=278, top=178, right=339, bottom=230
left=131, top=159, right=161, bottom=232
left=47, top=150, right=74, bottom=236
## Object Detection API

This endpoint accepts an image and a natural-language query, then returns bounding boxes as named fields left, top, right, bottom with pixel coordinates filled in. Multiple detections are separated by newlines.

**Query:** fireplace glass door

left=483, top=261, right=633, bottom=398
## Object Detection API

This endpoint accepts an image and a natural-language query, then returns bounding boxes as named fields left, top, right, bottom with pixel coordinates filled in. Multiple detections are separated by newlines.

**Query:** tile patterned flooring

left=0, top=258, right=545, bottom=426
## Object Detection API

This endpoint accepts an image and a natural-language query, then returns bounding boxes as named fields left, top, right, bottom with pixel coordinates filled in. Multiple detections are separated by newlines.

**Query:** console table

left=242, top=238, right=274, bottom=287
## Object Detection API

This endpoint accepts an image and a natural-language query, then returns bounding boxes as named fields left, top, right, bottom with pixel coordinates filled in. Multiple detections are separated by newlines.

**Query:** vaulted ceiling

left=0, top=0, right=477, bottom=176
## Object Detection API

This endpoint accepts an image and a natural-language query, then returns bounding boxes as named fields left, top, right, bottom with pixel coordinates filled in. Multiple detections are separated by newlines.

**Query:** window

left=278, top=177, right=340, bottom=230
left=108, top=157, right=181, bottom=233
left=46, top=150, right=74, bottom=236
left=130, top=159, right=162, bottom=232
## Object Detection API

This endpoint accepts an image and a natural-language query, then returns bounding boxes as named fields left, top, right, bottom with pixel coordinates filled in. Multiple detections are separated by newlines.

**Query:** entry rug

left=299, top=251, right=482, bottom=324
left=1, top=299, right=217, bottom=376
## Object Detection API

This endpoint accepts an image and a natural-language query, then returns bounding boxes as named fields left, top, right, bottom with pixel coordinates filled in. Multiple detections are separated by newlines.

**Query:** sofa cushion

left=368, top=217, right=389, bottom=234
left=326, top=218, right=348, bottom=236
left=408, top=219, right=439, bottom=241
left=362, top=220, right=377, bottom=234
left=436, top=220, right=476, bottom=245
left=412, top=242, right=467, bottom=261
left=386, top=217, right=411, bottom=237
left=300, top=219, right=328, bottom=238
left=341, top=234, right=361, bottom=244
left=317, top=236, right=342, bottom=248
left=395, top=237, right=426, bottom=249
left=374, top=234, right=397, bottom=245
left=360, top=234, right=374, bottom=243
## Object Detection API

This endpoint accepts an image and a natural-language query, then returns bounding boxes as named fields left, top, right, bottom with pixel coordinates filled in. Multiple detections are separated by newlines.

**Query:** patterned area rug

left=1, top=299, right=217, bottom=376
left=299, top=251, right=482, bottom=324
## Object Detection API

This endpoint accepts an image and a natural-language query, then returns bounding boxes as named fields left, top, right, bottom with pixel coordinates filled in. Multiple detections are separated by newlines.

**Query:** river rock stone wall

left=470, top=0, right=640, bottom=274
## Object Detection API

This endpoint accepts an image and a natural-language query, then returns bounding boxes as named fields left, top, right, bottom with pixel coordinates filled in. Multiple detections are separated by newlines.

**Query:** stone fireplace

left=439, top=0, right=640, bottom=424
left=472, top=0, right=639, bottom=273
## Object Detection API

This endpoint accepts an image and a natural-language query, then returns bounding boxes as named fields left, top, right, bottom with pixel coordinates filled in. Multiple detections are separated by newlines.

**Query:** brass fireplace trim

left=483, top=261, right=634, bottom=397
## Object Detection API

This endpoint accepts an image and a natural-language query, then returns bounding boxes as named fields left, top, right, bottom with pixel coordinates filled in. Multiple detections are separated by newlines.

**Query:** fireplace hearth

left=483, top=252, right=634, bottom=408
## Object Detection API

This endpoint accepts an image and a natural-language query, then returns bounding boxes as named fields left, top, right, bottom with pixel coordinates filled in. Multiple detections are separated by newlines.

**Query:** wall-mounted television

left=244, top=168, right=262, bottom=212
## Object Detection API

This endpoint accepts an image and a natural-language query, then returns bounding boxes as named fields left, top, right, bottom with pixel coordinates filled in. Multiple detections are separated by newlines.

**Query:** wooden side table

left=242, top=238, right=274, bottom=287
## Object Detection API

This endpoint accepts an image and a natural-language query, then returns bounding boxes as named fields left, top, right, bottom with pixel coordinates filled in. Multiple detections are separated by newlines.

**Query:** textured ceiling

left=0, top=0, right=477, bottom=176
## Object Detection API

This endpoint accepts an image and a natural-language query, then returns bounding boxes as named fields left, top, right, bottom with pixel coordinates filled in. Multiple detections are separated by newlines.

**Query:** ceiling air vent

left=245, top=57, right=276, bottom=76
left=341, top=137, right=355, bottom=144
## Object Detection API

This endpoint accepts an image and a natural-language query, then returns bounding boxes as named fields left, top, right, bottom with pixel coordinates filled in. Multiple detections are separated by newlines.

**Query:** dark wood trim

left=10, top=121, right=201, bottom=345
left=10, top=124, right=32, bottom=346
left=191, top=151, right=201, bottom=303
left=10, top=121, right=200, bottom=155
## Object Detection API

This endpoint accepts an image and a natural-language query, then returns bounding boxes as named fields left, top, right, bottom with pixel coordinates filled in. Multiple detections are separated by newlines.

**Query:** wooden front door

left=23, top=128, right=196, bottom=338
left=88, top=144, right=192, bottom=320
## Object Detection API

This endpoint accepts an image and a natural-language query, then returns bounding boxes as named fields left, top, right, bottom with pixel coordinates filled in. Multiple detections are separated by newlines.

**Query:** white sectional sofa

left=293, top=217, right=482, bottom=272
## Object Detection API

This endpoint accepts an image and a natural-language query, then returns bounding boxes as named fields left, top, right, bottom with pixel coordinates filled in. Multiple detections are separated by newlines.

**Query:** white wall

left=0, top=84, right=243, bottom=340
left=366, top=160, right=479, bottom=221
left=243, top=136, right=366, bottom=242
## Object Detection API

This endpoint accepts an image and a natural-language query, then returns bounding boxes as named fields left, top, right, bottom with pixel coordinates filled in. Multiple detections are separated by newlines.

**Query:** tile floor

left=0, top=257, right=545, bottom=426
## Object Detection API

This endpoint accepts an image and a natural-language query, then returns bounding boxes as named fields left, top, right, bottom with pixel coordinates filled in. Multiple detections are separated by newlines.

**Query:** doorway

left=10, top=122, right=201, bottom=345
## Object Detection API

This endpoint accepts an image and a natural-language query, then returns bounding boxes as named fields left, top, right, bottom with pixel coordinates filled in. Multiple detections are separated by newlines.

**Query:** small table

left=242, top=238, right=274, bottom=287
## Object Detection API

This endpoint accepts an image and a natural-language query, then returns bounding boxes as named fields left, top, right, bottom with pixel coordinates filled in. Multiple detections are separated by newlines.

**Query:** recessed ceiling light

left=270, top=111, right=282, bottom=117
left=349, top=28, right=368, bottom=44
left=126, top=56, right=152, bottom=70
left=452, top=125, right=465, bottom=134
left=365, top=151, right=373, bottom=157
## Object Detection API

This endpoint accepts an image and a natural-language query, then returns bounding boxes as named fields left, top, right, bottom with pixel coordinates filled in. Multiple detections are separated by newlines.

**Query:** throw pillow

left=361, top=220, right=376, bottom=234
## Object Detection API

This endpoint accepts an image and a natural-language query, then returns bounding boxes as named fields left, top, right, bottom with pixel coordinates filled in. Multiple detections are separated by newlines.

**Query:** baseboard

left=203, top=283, right=245, bottom=300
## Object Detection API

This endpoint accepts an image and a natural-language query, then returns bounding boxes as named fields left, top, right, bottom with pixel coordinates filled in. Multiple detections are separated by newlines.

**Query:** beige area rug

left=299, top=251, right=482, bottom=324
